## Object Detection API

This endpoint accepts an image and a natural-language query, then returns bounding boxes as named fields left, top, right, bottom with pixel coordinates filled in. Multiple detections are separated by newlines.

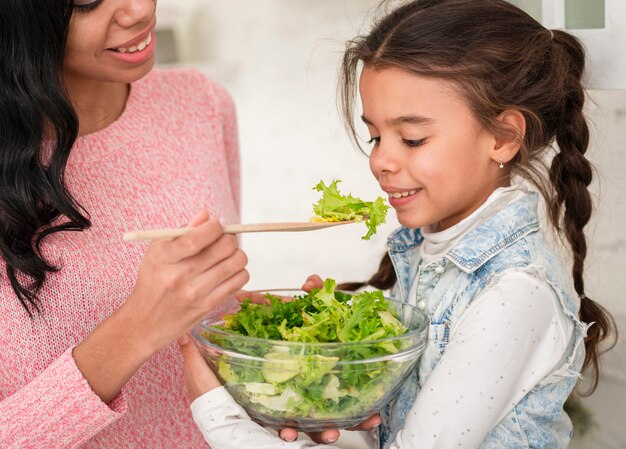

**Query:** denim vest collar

left=386, top=191, right=541, bottom=274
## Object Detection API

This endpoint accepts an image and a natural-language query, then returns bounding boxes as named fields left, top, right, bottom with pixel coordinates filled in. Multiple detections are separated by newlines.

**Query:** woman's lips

left=107, top=31, right=156, bottom=65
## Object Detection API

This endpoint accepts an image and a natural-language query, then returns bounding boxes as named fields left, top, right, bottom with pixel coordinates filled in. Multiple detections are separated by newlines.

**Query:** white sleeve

left=191, top=271, right=572, bottom=449
left=387, top=270, right=573, bottom=449
left=191, top=387, right=337, bottom=449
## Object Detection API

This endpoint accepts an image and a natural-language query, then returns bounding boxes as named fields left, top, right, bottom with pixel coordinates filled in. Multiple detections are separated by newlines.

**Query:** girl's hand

left=178, top=334, right=221, bottom=400
left=234, top=289, right=272, bottom=304
left=302, top=274, right=324, bottom=291
left=278, top=415, right=382, bottom=444
left=124, top=209, right=250, bottom=352
left=234, top=274, right=324, bottom=305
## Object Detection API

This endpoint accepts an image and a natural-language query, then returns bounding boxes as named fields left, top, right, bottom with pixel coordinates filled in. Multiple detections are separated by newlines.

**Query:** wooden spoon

left=122, top=221, right=357, bottom=241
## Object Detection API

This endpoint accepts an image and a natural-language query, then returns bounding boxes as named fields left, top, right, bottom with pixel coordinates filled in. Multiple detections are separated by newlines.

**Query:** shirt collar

left=387, top=191, right=540, bottom=273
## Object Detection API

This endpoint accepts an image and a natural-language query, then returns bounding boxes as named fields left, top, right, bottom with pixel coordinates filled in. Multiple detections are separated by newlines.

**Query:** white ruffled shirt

left=190, top=185, right=574, bottom=449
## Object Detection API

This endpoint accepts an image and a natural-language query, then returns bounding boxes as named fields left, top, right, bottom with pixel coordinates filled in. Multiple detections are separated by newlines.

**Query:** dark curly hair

left=0, top=0, right=91, bottom=317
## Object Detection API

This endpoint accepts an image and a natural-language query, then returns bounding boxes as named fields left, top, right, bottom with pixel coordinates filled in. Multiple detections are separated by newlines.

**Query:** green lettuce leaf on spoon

left=311, top=179, right=389, bottom=240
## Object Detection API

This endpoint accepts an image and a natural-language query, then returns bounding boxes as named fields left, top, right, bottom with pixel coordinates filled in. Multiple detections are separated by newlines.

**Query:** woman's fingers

left=158, top=216, right=224, bottom=264
left=197, top=267, right=250, bottom=312
left=188, top=209, right=211, bottom=226
left=127, top=210, right=250, bottom=350
left=190, top=248, right=248, bottom=297
left=181, top=233, right=240, bottom=275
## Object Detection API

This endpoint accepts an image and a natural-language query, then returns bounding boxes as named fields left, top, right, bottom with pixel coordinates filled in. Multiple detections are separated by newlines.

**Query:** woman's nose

left=114, top=0, right=155, bottom=28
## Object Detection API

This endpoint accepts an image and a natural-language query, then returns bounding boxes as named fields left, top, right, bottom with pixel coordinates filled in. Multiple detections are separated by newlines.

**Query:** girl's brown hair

left=338, top=0, right=616, bottom=394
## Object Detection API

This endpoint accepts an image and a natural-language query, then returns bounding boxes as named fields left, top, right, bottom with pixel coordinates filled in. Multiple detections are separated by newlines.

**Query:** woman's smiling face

left=360, top=66, right=506, bottom=231
left=64, top=0, right=157, bottom=86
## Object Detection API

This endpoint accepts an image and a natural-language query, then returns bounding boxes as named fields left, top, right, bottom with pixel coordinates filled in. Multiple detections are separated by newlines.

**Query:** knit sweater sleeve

left=0, top=347, right=127, bottom=448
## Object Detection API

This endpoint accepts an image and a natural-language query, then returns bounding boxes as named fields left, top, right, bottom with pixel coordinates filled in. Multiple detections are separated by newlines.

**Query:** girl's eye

left=403, top=138, right=427, bottom=148
left=73, top=0, right=102, bottom=12
left=367, top=136, right=381, bottom=146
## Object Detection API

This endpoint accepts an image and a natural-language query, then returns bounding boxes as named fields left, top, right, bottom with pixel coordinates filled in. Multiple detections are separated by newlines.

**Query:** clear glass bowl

left=191, top=289, right=429, bottom=432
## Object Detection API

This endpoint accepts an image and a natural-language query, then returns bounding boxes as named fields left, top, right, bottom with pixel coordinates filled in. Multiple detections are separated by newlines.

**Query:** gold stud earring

left=499, top=157, right=504, bottom=169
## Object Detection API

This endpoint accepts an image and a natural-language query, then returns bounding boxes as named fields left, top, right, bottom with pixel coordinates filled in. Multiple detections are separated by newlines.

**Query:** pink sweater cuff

left=0, top=347, right=127, bottom=448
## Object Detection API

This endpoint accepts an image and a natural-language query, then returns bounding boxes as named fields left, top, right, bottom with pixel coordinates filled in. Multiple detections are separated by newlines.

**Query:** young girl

left=179, top=0, right=616, bottom=448
left=0, top=0, right=248, bottom=447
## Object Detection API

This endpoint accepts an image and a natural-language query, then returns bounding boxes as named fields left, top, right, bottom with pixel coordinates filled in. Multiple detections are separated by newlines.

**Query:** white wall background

left=156, top=1, right=625, bottom=448
left=165, top=0, right=400, bottom=291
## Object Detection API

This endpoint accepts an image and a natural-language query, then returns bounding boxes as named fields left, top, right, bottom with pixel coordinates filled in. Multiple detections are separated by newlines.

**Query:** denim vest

left=379, top=192, right=588, bottom=449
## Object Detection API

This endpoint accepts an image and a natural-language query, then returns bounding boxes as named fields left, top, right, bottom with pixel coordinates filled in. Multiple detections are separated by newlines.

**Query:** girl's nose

left=369, top=141, right=401, bottom=178
left=114, top=0, right=155, bottom=28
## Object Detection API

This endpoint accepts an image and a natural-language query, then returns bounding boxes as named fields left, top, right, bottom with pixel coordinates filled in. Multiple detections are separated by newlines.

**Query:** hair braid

left=548, top=30, right=617, bottom=394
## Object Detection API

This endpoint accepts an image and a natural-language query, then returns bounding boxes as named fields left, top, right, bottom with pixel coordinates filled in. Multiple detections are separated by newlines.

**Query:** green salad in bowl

left=191, top=279, right=429, bottom=431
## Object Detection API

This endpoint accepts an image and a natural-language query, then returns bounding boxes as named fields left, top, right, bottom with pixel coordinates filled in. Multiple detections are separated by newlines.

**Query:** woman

left=0, top=0, right=248, bottom=447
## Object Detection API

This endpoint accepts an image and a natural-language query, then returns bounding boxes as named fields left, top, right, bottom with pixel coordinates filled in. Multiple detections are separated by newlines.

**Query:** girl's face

left=64, top=0, right=157, bottom=86
left=360, top=66, right=506, bottom=232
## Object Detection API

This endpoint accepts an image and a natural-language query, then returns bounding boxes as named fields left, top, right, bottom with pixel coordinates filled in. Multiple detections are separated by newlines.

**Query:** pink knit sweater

left=0, top=68, right=240, bottom=448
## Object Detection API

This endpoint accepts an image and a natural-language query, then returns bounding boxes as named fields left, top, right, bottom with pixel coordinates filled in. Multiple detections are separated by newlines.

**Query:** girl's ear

left=492, top=109, right=526, bottom=165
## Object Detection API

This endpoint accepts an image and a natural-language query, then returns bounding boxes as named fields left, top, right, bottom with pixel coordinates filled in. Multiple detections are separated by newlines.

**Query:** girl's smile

left=382, top=186, right=423, bottom=208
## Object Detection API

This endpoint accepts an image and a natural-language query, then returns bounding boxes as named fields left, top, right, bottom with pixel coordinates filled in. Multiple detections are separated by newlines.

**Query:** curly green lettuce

left=311, top=179, right=389, bottom=240
left=207, top=279, right=410, bottom=419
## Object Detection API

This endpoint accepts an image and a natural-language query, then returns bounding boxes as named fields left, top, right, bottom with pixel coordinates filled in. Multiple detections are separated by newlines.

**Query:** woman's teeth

left=113, top=33, right=152, bottom=53
left=389, top=189, right=420, bottom=199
